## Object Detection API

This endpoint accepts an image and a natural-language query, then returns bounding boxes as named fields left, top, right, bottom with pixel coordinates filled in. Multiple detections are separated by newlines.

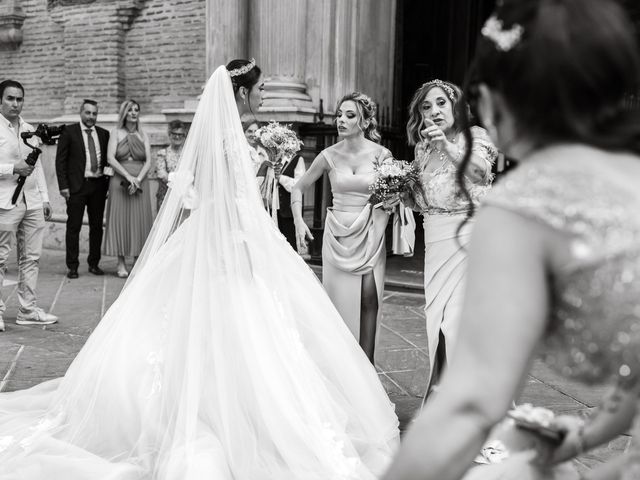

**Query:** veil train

left=0, top=66, right=399, bottom=479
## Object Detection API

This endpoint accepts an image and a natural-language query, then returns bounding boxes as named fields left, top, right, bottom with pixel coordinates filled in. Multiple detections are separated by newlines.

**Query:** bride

left=0, top=60, right=399, bottom=479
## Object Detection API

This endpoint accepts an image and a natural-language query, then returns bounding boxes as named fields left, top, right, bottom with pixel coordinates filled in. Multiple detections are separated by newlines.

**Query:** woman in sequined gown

left=292, top=93, right=392, bottom=364
left=406, top=80, right=497, bottom=398
left=384, top=1, right=640, bottom=479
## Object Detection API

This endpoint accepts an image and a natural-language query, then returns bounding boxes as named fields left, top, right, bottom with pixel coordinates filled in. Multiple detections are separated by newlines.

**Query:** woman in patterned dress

left=405, top=80, right=497, bottom=399
left=155, top=119, right=187, bottom=211
left=384, top=0, right=640, bottom=479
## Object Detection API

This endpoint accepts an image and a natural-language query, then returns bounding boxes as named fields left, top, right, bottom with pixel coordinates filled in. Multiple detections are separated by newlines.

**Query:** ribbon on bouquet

left=391, top=203, right=416, bottom=257
left=259, top=157, right=282, bottom=226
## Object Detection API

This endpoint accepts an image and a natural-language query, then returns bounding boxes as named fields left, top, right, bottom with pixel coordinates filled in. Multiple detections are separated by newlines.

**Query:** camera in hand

left=20, top=123, right=65, bottom=146
left=12, top=123, right=66, bottom=205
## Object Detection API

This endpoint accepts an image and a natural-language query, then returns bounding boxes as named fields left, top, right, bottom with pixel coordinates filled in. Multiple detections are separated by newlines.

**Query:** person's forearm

left=0, top=163, right=14, bottom=176
left=108, top=158, right=133, bottom=180
left=582, top=386, right=638, bottom=454
left=383, top=405, right=492, bottom=480
left=291, top=187, right=304, bottom=223
left=137, top=161, right=151, bottom=181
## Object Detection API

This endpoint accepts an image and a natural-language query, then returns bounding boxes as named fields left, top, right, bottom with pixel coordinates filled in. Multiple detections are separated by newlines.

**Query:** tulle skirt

left=0, top=203, right=399, bottom=479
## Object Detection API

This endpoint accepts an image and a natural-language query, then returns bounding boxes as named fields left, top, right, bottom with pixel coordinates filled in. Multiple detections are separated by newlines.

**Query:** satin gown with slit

left=322, top=148, right=389, bottom=345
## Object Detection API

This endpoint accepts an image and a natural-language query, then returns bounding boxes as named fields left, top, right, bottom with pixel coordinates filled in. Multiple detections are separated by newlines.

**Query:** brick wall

left=0, top=0, right=206, bottom=119
left=124, top=0, right=206, bottom=113
left=0, top=0, right=66, bottom=119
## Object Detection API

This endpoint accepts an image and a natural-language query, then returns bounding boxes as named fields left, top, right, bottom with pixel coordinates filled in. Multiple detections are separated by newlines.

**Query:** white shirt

left=0, top=115, right=49, bottom=209
left=81, top=125, right=102, bottom=178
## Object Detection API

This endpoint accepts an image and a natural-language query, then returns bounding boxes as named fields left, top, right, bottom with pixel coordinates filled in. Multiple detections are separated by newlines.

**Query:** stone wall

left=0, top=0, right=206, bottom=119
left=0, top=0, right=206, bottom=252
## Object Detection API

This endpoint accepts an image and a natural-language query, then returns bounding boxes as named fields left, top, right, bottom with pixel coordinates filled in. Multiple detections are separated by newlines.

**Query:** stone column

left=206, top=0, right=249, bottom=77
left=249, top=0, right=315, bottom=122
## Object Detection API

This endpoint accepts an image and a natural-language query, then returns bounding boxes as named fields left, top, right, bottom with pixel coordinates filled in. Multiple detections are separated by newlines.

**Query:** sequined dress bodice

left=484, top=162, right=640, bottom=386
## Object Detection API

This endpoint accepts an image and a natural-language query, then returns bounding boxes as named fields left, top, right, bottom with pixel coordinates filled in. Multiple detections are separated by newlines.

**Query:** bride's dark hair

left=226, top=58, right=263, bottom=114
left=456, top=0, right=640, bottom=228
left=226, top=59, right=262, bottom=94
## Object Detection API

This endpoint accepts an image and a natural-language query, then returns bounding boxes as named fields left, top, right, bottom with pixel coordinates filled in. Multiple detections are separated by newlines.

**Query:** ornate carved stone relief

left=0, top=1, right=26, bottom=49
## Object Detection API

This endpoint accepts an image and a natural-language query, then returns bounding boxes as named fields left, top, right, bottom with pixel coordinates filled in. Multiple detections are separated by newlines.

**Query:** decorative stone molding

left=0, top=3, right=26, bottom=50
left=48, top=0, right=96, bottom=8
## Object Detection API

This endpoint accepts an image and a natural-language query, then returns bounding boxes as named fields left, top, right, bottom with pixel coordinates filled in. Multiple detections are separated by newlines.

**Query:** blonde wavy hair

left=336, top=92, right=381, bottom=143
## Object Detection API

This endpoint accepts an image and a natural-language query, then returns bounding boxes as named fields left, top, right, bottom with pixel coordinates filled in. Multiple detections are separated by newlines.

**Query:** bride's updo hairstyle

left=456, top=0, right=640, bottom=221
left=336, top=92, right=381, bottom=143
left=226, top=58, right=262, bottom=109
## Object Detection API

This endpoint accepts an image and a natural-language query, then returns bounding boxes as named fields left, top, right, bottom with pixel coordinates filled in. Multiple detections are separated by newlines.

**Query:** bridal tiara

left=228, top=58, right=256, bottom=77
left=422, top=79, right=456, bottom=101
left=481, top=15, right=524, bottom=52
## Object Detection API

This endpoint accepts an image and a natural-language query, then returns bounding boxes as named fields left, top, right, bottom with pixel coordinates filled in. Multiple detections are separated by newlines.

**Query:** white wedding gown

left=0, top=66, right=399, bottom=479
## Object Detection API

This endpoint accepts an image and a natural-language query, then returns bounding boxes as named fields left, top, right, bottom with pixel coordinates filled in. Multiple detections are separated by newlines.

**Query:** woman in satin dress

left=292, top=92, right=393, bottom=364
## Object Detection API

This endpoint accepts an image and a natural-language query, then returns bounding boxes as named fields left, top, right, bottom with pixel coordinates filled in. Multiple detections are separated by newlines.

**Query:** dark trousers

left=277, top=213, right=296, bottom=250
left=65, top=177, right=108, bottom=270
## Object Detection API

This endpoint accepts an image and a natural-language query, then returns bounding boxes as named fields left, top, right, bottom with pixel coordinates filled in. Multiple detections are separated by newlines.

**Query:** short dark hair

left=168, top=119, right=185, bottom=133
left=0, top=80, right=24, bottom=100
left=80, top=99, right=98, bottom=111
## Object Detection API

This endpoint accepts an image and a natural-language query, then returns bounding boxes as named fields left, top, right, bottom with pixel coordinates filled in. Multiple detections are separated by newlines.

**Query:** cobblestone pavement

left=0, top=249, right=630, bottom=474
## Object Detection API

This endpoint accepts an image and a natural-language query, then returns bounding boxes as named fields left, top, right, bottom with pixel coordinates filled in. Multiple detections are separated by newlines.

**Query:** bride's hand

left=294, top=219, right=314, bottom=253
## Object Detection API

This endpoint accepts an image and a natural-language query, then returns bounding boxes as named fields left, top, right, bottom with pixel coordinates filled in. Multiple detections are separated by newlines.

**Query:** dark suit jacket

left=55, top=123, right=109, bottom=194
left=277, top=155, right=302, bottom=219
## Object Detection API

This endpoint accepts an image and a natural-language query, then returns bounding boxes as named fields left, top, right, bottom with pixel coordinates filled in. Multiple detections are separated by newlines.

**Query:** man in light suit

left=55, top=99, right=109, bottom=279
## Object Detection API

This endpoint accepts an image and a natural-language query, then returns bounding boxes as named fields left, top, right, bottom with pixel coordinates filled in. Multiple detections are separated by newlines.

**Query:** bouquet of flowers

left=254, top=121, right=303, bottom=164
left=474, top=404, right=565, bottom=467
left=368, top=156, right=419, bottom=208
left=369, top=156, right=419, bottom=257
left=254, top=121, right=304, bottom=223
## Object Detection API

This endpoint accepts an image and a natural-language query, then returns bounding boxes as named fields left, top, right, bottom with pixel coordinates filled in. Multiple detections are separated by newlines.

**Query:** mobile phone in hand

left=508, top=414, right=566, bottom=444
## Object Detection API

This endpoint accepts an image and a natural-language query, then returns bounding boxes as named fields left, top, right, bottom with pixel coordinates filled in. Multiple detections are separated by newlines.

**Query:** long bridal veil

left=0, top=66, right=398, bottom=479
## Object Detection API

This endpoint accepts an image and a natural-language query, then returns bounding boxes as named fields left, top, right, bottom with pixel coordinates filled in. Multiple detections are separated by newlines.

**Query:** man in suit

left=55, top=99, right=109, bottom=279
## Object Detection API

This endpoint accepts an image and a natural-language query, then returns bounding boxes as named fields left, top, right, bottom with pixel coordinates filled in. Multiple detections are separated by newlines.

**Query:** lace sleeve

left=469, top=126, right=498, bottom=183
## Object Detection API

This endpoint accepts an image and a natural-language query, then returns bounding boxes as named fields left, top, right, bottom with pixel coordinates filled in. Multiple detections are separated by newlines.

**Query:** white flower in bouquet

left=508, top=403, right=555, bottom=428
left=254, top=121, right=303, bottom=163
left=369, top=156, right=419, bottom=207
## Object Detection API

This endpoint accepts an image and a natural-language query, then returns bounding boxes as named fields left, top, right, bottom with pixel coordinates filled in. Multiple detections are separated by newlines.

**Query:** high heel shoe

left=116, top=268, right=129, bottom=278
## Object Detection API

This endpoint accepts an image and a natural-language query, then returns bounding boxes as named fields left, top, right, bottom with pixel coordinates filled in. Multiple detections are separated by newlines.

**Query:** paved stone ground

left=0, top=249, right=630, bottom=474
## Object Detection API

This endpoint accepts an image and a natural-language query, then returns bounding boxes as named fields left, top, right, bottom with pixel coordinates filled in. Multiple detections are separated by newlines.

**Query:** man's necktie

left=85, top=129, right=98, bottom=173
